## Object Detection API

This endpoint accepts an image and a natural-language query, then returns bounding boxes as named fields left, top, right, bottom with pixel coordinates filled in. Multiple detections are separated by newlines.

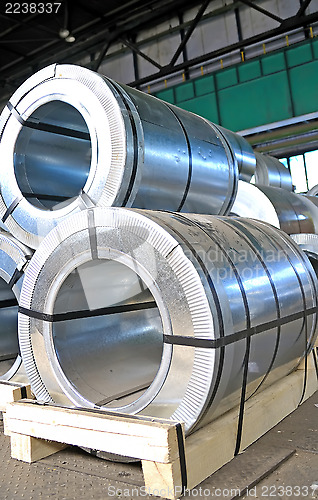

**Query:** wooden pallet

left=0, top=381, right=32, bottom=413
left=4, top=353, right=318, bottom=500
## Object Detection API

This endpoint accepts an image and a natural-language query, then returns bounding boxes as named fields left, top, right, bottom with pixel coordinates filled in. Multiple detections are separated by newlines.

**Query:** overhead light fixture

left=65, top=34, right=75, bottom=43
left=59, top=28, right=70, bottom=39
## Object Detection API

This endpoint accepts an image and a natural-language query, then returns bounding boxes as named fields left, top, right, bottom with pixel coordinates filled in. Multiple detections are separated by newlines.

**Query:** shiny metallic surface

left=214, top=125, right=256, bottom=182
left=0, top=230, right=31, bottom=382
left=231, top=181, right=280, bottom=227
left=0, top=63, right=238, bottom=249
left=257, top=185, right=318, bottom=234
left=19, top=208, right=318, bottom=433
left=290, top=233, right=318, bottom=276
left=255, top=152, right=293, bottom=190
left=308, top=184, right=318, bottom=196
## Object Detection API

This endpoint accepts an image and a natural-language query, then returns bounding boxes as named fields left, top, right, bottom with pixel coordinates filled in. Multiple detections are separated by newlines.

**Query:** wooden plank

left=0, top=382, right=32, bottom=412
left=10, top=433, right=66, bottom=463
left=4, top=353, right=318, bottom=500
left=142, top=354, right=318, bottom=499
left=4, top=403, right=181, bottom=464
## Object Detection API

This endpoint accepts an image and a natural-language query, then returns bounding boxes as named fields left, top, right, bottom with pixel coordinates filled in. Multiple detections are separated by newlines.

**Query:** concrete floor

left=0, top=390, right=317, bottom=500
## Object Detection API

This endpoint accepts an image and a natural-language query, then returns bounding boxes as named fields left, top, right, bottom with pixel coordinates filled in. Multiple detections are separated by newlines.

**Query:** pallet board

left=4, top=352, right=318, bottom=500
left=0, top=381, right=32, bottom=412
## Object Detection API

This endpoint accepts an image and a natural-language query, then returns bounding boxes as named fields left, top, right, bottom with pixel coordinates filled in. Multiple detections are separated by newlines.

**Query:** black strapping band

left=8, top=268, right=24, bottom=288
left=175, top=423, right=188, bottom=491
left=0, top=298, right=18, bottom=309
left=163, top=306, right=318, bottom=350
left=87, top=209, right=98, bottom=260
left=313, top=348, right=318, bottom=380
left=20, top=386, right=27, bottom=399
left=2, top=195, right=23, bottom=223
left=18, top=301, right=157, bottom=323
left=7, top=102, right=24, bottom=125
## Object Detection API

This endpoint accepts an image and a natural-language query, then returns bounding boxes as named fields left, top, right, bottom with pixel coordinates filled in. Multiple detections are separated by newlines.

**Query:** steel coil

left=290, top=233, right=318, bottom=276
left=231, top=181, right=280, bottom=227
left=257, top=185, right=318, bottom=234
left=18, top=208, right=317, bottom=433
left=308, top=185, right=318, bottom=196
left=213, top=125, right=256, bottom=182
left=0, top=230, right=32, bottom=382
left=254, top=152, right=293, bottom=190
left=0, top=63, right=238, bottom=249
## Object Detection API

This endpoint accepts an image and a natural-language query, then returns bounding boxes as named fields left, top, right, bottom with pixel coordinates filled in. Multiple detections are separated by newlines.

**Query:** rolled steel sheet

left=0, top=230, right=32, bottom=382
left=290, top=233, right=318, bottom=276
left=308, top=184, right=318, bottom=196
left=214, top=125, right=256, bottom=182
left=0, top=63, right=238, bottom=249
left=18, top=208, right=317, bottom=433
left=255, top=152, right=293, bottom=191
left=257, top=185, right=318, bottom=234
left=231, top=181, right=280, bottom=227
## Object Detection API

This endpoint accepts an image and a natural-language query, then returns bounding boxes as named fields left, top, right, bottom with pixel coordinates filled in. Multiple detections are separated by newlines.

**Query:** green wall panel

left=218, top=72, right=292, bottom=131
left=154, top=39, right=318, bottom=132
left=261, top=52, right=285, bottom=75
left=312, top=38, right=318, bottom=60
left=178, top=94, right=219, bottom=123
left=286, top=43, right=313, bottom=67
left=175, top=81, right=195, bottom=102
left=155, top=88, right=175, bottom=103
left=195, top=75, right=215, bottom=96
left=289, top=60, right=318, bottom=116
left=238, top=60, right=261, bottom=82
left=216, top=67, right=238, bottom=89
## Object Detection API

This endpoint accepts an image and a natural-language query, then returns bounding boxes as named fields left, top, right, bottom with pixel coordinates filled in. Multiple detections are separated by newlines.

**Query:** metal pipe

left=254, top=152, right=293, bottom=190
left=0, top=230, right=32, bottom=382
left=0, top=63, right=238, bottom=249
left=18, top=208, right=318, bottom=433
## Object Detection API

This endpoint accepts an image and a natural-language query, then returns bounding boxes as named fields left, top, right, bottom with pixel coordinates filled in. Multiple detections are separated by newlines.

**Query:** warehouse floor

left=0, top=391, right=317, bottom=500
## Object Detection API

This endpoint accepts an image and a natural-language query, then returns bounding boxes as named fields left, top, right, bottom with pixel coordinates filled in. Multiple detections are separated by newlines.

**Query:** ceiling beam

left=169, top=0, right=210, bottom=67
left=128, top=10, right=318, bottom=87
left=237, top=0, right=283, bottom=24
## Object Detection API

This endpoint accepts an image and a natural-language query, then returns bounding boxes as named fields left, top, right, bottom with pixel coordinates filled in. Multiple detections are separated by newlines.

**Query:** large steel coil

left=254, top=152, right=293, bottom=190
left=308, top=185, right=318, bottom=196
left=291, top=233, right=318, bottom=275
left=18, top=208, right=317, bottom=433
left=0, top=63, right=239, bottom=249
left=213, top=125, right=256, bottom=182
left=232, top=183, right=318, bottom=234
left=231, top=181, right=280, bottom=227
left=0, top=230, right=32, bottom=382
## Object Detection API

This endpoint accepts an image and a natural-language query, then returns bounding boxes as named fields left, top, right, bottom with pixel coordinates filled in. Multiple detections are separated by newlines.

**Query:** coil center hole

left=14, top=101, right=92, bottom=210
left=0, top=277, right=18, bottom=377
left=52, top=259, right=164, bottom=408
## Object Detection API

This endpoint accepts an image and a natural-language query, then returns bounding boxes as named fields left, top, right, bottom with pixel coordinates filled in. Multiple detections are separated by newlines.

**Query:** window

left=289, top=155, right=307, bottom=193
left=304, top=150, right=318, bottom=190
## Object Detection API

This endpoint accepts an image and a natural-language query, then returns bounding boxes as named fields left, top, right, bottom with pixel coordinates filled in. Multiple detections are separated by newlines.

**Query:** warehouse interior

left=0, top=1, right=318, bottom=499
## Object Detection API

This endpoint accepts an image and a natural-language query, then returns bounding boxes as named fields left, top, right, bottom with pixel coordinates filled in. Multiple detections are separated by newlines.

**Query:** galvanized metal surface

left=0, top=231, right=32, bottom=383
left=231, top=181, right=280, bottom=227
left=257, top=185, right=318, bottom=235
left=18, top=208, right=318, bottom=434
left=254, top=152, right=293, bottom=190
left=0, top=63, right=239, bottom=249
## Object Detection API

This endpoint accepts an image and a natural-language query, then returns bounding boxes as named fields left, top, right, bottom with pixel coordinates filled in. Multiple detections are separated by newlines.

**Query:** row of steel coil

left=0, top=63, right=317, bottom=437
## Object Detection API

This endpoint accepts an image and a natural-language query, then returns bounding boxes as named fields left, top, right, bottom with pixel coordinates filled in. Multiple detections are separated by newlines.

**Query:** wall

left=154, top=37, right=318, bottom=131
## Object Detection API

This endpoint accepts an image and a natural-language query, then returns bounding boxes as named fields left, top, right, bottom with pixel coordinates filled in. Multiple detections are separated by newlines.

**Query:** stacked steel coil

left=0, top=64, right=316, bottom=434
